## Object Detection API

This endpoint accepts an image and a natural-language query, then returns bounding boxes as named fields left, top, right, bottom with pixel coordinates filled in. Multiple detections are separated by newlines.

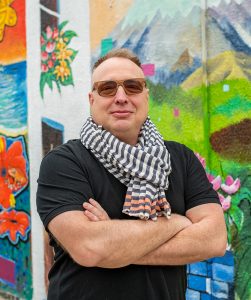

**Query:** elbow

left=213, top=232, right=228, bottom=258
left=214, top=243, right=227, bottom=257
left=70, top=247, right=104, bottom=267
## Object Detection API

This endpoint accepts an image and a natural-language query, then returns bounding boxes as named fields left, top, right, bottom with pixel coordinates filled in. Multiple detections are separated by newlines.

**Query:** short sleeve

left=184, top=147, right=220, bottom=211
left=36, top=146, right=94, bottom=229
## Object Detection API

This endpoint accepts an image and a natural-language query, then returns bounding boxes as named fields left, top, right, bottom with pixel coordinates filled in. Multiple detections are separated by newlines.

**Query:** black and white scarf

left=80, top=117, right=172, bottom=220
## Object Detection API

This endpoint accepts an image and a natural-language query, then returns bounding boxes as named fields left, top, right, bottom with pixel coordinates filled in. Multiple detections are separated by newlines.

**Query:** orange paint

left=0, top=0, right=26, bottom=64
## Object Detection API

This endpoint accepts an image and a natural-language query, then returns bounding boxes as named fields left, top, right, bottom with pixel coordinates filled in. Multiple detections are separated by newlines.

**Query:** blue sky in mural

left=0, top=61, right=27, bottom=131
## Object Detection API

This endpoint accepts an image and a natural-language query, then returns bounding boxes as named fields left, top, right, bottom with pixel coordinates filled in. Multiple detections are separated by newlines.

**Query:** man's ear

left=89, top=92, right=94, bottom=105
left=146, top=88, right=149, bottom=101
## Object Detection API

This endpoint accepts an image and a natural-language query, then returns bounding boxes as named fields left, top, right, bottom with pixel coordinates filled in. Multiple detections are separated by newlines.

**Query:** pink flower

left=41, top=64, right=48, bottom=73
left=218, top=193, right=231, bottom=211
left=194, top=152, right=206, bottom=169
left=41, top=51, right=48, bottom=61
left=46, top=26, right=53, bottom=39
left=173, top=108, right=180, bottom=117
left=40, top=35, right=45, bottom=45
left=51, top=52, right=57, bottom=61
left=52, top=27, right=59, bottom=39
left=48, top=60, right=54, bottom=69
left=46, top=41, right=56, bottom=53
left=207, top=174, right=221, bottom=191
left=221, top=175, right=241, bottom=195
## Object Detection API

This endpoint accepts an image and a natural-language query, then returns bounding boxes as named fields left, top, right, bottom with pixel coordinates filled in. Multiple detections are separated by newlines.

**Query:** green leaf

left=55, top=79, right=61, bottom=94
left=229, top=206, right=243, bottom=232
left=46, top=74, right=53, bottom=90
left=224, top=214, right=232, bottom=245
left=60, top=73, right=74, bottom=86
left=232, top=200, right=251, bottom=300
left=39, top=73, right=47, bottom=98
left=58, top=21, right=69, bottom=32
left=63, top=30, right=78, bottom=44
left=41, top=31, right=47, bottom=41
left=68, top=48, right=78, bottom=61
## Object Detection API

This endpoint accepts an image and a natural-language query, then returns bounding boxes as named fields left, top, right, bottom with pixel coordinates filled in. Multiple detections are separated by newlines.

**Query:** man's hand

left=83, top=198, right=110, bottom=221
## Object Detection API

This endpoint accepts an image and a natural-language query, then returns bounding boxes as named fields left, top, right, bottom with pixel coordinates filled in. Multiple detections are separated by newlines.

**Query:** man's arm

left=135, top=203, right=227, bottom=265
left=84, top=200, right=227, bottom=266
left=48, top=209, right=191, bottom=269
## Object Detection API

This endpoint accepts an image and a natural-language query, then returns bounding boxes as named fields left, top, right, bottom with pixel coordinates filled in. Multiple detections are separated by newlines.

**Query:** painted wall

left=0, top=1, right=32, bottom=298
left=90, top=1, right=251, bottom=300
left=0, top=0, right=250, bottom=299
left=1, top=0, right=91, bottom=299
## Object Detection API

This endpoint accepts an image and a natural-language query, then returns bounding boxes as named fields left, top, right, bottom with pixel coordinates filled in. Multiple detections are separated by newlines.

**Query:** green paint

left=212, top=96, right=251, bottom=117
left=101, top=38, right=113, bottom=56
left=232, top=200, right=251, bottom=300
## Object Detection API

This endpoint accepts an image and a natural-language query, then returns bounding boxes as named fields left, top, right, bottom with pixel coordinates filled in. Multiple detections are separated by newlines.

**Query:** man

left=36, top=48, right=227, bottom=300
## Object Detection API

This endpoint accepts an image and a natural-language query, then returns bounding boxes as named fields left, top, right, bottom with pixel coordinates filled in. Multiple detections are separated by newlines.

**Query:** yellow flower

left=54, top=61, right=70, bottom=81
left=57, top=48, right=73, bottom=61
left=56, top=38, right=66, bottom=51
left=0, top=0, right=17, bottom=41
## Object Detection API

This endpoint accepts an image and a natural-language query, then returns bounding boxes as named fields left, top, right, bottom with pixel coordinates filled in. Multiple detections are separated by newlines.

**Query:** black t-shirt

left=36, top=139, right=220, bottom=300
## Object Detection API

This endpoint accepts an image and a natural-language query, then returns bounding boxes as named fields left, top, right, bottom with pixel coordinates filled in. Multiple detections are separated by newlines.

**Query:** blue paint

left=215, top=17, right=251, bottom=55
left=212, top=263, right=234, bottom=283
left=223, top=84, right=229, bottom=92
left=0, top=61, right=27, bottom=130
left=186, top=288, right=200, bottom=300
left=42, top=117, right=64, bottom=132
left=188, top=274, right=207, bottom=292
left=190, top=262, right=208, bottom=276
left=212, top=251, right=234, bottom=266
left=201, top=293, right=211, bottom=300
left=211, top=280, right=229, bottom=299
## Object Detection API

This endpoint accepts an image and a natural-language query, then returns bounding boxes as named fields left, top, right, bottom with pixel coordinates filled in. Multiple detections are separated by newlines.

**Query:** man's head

left=89, top=48, right=149, bottom=145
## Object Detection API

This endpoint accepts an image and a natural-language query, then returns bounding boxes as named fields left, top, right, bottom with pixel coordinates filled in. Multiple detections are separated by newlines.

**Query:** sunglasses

left=92, top=78, right=147, bottom=97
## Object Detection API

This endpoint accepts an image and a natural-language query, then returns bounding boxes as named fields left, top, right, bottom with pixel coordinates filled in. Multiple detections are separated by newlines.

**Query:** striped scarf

left=80, top=117, right=172, bottom=221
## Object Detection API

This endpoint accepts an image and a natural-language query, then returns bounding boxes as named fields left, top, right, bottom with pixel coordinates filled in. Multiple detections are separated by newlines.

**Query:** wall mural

left=40, top=21, right=78, bottom=98
left=0, top=0, right=32, bottom=299
left=90, top=0, right=251, bottom=299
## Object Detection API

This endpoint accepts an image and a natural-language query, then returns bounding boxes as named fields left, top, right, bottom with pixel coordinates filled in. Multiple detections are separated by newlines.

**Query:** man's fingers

left=84, top=209, right=99, bottom=221
left=83, top=200, right=110, bottom=221
left=89, top=198, right=106, bottom=213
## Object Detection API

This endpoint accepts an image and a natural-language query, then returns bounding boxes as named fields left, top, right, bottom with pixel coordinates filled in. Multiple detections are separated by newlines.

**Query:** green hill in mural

left=181, top=51, right=251, bottom=90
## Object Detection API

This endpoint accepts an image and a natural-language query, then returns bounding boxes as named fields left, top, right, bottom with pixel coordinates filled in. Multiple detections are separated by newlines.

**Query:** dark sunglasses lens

left=98, top=81, right=117, bottom=96
left=124, top=79, right=144, bottom=94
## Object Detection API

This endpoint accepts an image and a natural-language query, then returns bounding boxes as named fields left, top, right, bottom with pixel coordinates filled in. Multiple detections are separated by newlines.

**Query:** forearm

left=83, top=214, right=190, bottom=268
left=135, top=214, right=227, bottom=266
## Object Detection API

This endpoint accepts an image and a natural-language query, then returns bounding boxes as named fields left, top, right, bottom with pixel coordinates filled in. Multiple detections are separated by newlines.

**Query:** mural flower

left=221, top=175, right=241, bottom=195
left=218, top=193, right=231, bottom=211
left=207, top=174, right=221, bottom=191
left=0, top=0, right=17, bottom=41
left=0, top=178, right=15, bottom=209
left=54, top=60, right=70, bottom=81
left=0, top=210, right=30, bottom=244
left=194, top=152, right=206, bottom=169
left=193, top=151, right=251, bottom=253
left=0, top=136, right=28, bottom=192
left=40, top=21, right=78, bottom=98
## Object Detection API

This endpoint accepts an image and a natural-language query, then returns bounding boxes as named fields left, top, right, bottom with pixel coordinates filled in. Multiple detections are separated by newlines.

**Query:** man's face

left=89, top=57, right=149, bottom=145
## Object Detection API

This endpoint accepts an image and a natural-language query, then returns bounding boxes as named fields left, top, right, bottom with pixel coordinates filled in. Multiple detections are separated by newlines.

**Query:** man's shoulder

left=44, top=139, right=87, bottom=158
left=164, top=140, right=191, bottom=154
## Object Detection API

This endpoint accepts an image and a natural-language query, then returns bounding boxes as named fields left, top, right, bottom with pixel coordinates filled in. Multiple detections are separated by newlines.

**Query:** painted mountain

left=93, top=0, right=251, bottom=89
left=182, top=50, right=251, bottom=90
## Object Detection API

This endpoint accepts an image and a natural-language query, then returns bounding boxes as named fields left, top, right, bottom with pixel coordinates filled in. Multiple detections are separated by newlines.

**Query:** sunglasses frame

left=92, top=78, right=147, bottom=97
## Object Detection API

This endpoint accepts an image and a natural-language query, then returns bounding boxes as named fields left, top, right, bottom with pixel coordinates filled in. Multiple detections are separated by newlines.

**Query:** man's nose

left=114, top=85, right=128, bottom=103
